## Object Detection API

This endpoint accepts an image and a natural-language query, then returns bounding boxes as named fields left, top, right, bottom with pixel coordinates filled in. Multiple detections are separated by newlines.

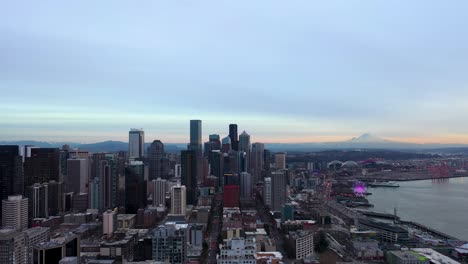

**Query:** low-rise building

left=217, top=237, right=257, bottom=264
left=285, top=230, right=314, bottom=260
left=386, top=250, right=430, bottom=264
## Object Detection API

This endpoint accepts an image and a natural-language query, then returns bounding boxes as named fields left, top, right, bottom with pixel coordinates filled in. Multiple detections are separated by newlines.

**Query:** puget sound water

left=366, top=176, right=468, bottom=241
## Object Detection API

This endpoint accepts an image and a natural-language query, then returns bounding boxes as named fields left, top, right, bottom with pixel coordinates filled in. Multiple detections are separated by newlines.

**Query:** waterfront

left=366, top=176, right=468, bottom=241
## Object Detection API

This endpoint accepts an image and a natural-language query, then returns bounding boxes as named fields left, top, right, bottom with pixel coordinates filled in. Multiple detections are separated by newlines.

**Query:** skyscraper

left=125, top=161, right=147, bottom=214
left=271, top=171, right=287, bottom=211
left=229, top=124, right=239, bottom=151
left=209, top=150, right=223, bottom=188
left=0, top=145, right=24, bottom=221
left=238, top=131, right=251, bottom=171
left=240, top=172, right=252, bottom=199
left=0, top=229, right=26, bottom=264
left=170, top=185, right=186, bottom=216
left=250, top=142, right=264, bottom=183
left=24, top=148, right=60, bottom=187
left=189, top=120, right=202, bottom=152
left=181, top=150, right=197, bottom=205
left=274, top=152, right=286, bottom=170
left=2, top=195, right=28, bottom=231
left=152, top=178, right=167, bottom=207
left=209, top=134, right=221, bottom=151
left=65, top=158, right=88, bottom=194
left=103, top=210, right=117, bottom=237
left=147, top=140, right=165, bottom=180
left=221, top=136, right=232, bottom=153
left=129, top=128, right=145, bottom=160
left=25, top=183, right=48, bottom=219
left=264, top=177, right=272, bottom=207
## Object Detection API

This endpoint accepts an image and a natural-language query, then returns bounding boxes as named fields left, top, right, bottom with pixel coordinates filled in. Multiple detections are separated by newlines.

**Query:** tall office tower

left=240, top=172, right=252, bottom=199
left=147, top=140, right=164, bottom=180
left=25, top=183, right=48, bottom=219
left=181, top=150, right=197, bottom=205
left=263, top=149, right=271, bottom=172
left=274, top=152, right=286, bottom=170
left=174, top=164, right=182, bottom=178
left=2, top=195, right=28, bottom=231
left=103, top=210, right=117, bottom=237
left=59, top=149, right=69, bottom=185
left=203, top=141, right=212, bottom=158
left=92, top=153, right=121, bottom=211
left=22, top=145, right=38, bottom=162
left=89, top=177, right=100, bottom=210
left=225, top=151, right=241, bottom=174
left=170, top=185, right=186, bottom=216
left=221, top=136, right=232, bottom=153
left=263, top=177, right=272, bottom=207
left=24, top=148, right=60, bottom=187
left=229, top=124, right=239, bottom=151
left=209, top=134, right=221, bottom=150
left=0, top=145, right=24, bottom=221
left=152, top=223, right=187, bottom=264
left=0, top=229, right=26, bottom=264
left=65, top=158, right=88, bottom=194
left=250, top=143, right=265, bottom=183
left=129, top=128, right=145, bottom=160
left=238, top=131, right=251, bottom=171
left=46, top=181, right=62, bottom=215
left=23, top=227, right=50, bottom=264
left=189, top=120, right=202, bottom=152
left=152, top=178, right=167, bottom=207
left=209, top=150, right=223, bottom=188
left=271, top=171, right=287, bottom=211
left=125, top=161, right=147, bottom=214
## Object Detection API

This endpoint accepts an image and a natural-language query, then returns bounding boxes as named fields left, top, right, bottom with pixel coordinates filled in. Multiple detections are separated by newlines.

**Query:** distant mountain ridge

left=2, top=134, right=468, bottom=153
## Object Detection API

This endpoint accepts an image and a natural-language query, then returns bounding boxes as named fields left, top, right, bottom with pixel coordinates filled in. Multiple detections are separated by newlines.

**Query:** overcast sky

left=2, top=1, right=468, bottom=143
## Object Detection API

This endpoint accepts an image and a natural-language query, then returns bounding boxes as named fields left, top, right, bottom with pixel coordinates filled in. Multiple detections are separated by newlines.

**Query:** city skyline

left=2, top=1, right=468, bottom=144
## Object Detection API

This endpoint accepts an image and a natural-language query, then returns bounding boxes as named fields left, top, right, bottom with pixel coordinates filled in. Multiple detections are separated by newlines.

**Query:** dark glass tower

left=148, top=140, right=165, bottom=180
left=229, top=124, right=239, bottom=151
left=189, top=120, right=202, bottom=152
left=24, top=148, right=60, bottom=187
left=0, top=145, right=24, bottom=220
left=181, top=150, right=197, bottom=205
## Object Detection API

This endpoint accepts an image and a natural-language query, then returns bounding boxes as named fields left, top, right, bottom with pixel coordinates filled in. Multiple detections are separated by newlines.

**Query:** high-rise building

left=238, top=131, right=251, bottom=171
left=229, top=124, right=239, bottom=151
left=152, top=222, right=188, bottom=264
left=0, top=145, right=24, bottom=221
left=2, top=195, right=28, bottom=231
left=103, top=210, right=117, bottom=237
left=264, top=177, right=272, bottom=207
left=125, top=161, right=147, bottom=214
left=174, top=164, right=182, bottom=178
left=22, top=145, right=38, bottom=162
left=24, top=148, right=60, bottom=187
left=129, top=128, right=145, bottom=160
left=221, top=136, right=232, bottom=153
left=23, top=227, right=50, bottom=264
left=152, top=178, right=167, bottom=207
left=0, top=229, right=26, bottom=264
left=274, top=152, right=286, bottom=170
left=170, top=185, right=186, bottom=216
left=209, top=150, right=223, bottom=188
left=239, top=172, right=252, bottom=199
left=250, top=143, right=264, bottom=183
left=92, top=153, right=122, bottom=212
left=271, top=171, right=287, bottom=211
left=147, top=140, right=165, bottom=180
left=263, top=149, right=271, bottom=172
left=209, top=134, right=221, bottom=151
left=65, top=158, right=88, bottom=194
left=25, top=183, right=48, bottom=219
left=189, top=120, right=202, bottom=152
left=181, top=150, right=197, bottom=206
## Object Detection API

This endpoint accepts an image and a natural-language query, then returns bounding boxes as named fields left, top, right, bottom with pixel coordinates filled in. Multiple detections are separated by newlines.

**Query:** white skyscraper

left=103, top=210, right=117, bottom=237
left=153, top=178, right=167, bottom=207
left=170, top=185, right=186, bottom=216
left=129, top=128, right=145, bottom=160
left=2, top=195, right=28, bottom=231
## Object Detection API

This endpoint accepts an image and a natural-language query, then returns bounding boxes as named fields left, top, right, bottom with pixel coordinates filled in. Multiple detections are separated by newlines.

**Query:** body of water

left=366, top=177, right=468, bottom=241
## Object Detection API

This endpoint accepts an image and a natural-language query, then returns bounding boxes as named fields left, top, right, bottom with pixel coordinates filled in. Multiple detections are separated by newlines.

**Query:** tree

left=314, top=231, right=329, bottom=253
